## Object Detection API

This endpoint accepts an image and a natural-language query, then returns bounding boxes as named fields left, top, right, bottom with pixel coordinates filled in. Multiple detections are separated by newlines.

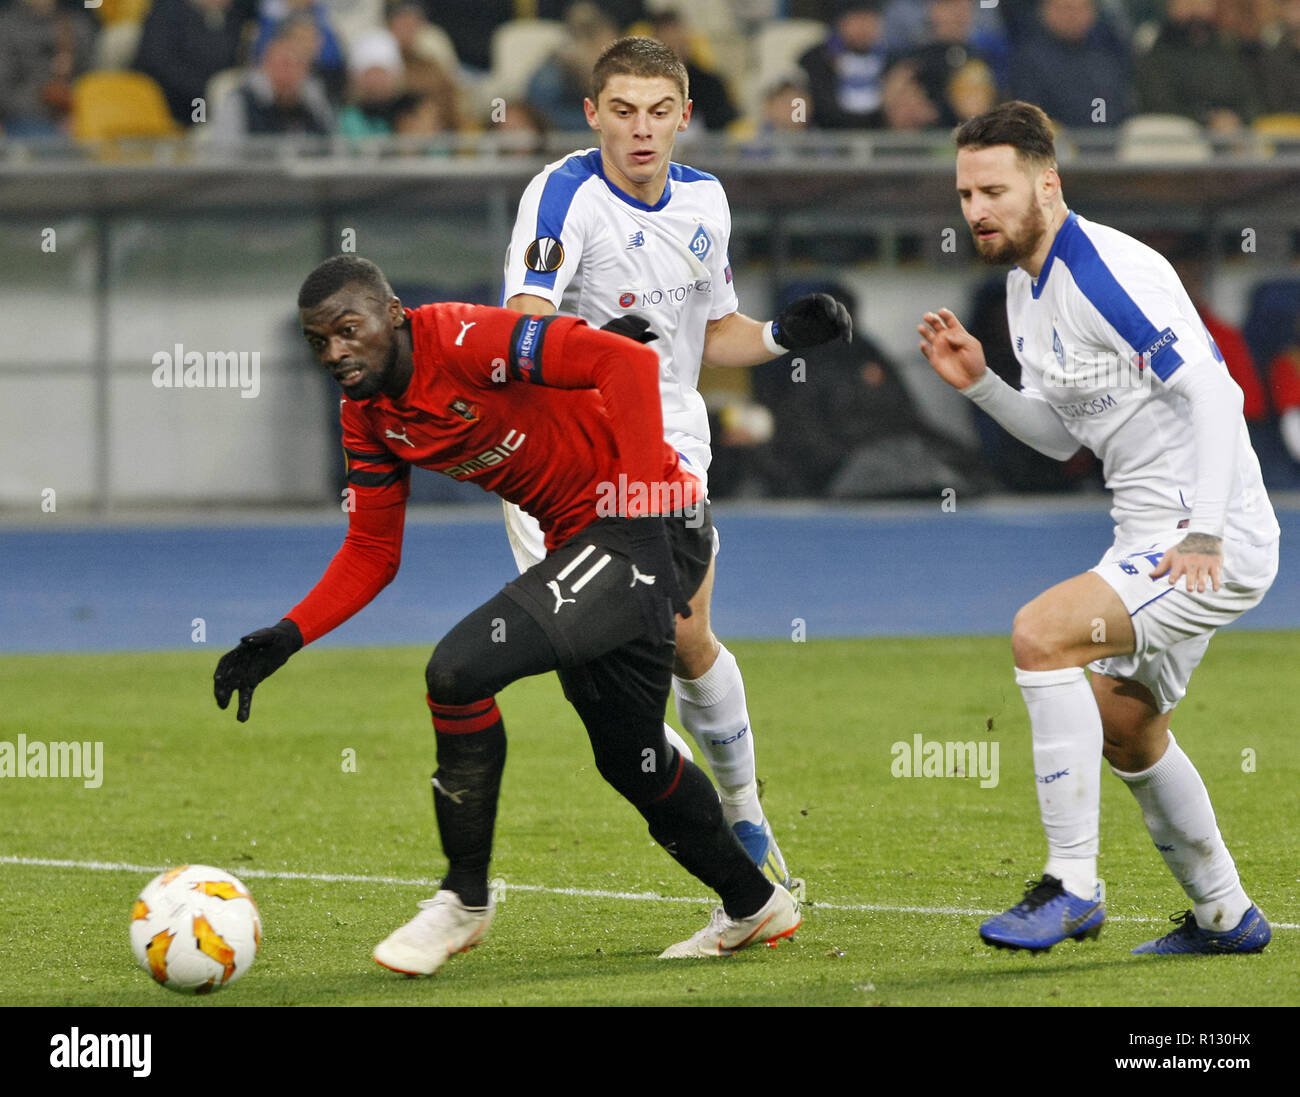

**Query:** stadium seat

left=91, top=0, right=151, bottom=25
left=489, top=19, right=568, bottom=102
left=1116, top=114, right=1211, bottom=163
left=70, top=71, right=181, bottom=142
left=1252, top=113, right=1300, bottom=155
left=413, top=22, right=461, bottom=76
left=197, top=67, right=246, bottom=136
left=93, top=20, right=143, bottom=71
left=748, top=19, right=827, bottom=118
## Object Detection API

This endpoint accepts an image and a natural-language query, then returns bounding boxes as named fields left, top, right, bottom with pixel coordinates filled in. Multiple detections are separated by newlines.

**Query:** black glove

left=622, top=517, right=692, bottom=647
left=600, top=315, right=659, bottom=344
left=771, top=293, right=853, bottom=350
left=213, top=619, right=303, bottom=723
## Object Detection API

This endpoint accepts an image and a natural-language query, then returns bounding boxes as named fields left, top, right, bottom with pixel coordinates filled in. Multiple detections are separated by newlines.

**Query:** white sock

left=1015, top=666, right=1101, bottom=899
left=673, top=645, right=762, bottom=825
left=663, top=723, right=693, bottom=764
left=1111, top=731, right=1251, bottom=931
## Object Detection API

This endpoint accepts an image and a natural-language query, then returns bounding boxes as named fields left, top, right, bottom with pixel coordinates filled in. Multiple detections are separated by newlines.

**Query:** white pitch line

left=4, top=855, right=1296, bottom=929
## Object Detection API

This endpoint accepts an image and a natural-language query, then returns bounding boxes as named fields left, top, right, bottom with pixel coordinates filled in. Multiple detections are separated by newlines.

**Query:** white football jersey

left=503, top=148, right=740, bottom=478
left=1006, top=212, right=1278, bottom=545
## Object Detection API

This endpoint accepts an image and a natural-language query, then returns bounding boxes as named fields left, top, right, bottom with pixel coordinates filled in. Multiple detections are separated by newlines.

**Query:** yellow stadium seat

left=71, top=70, right=180, bottom=142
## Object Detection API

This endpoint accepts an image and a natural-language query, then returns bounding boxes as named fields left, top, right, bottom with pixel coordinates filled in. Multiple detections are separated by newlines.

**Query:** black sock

left=427, top=699, right=507, bottom=909
left=639, top=752, right=775, bottom=920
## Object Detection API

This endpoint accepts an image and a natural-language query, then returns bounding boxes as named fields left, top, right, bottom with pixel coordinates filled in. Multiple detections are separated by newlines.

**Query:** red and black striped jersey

left=285, top=302, right=702, bottom=644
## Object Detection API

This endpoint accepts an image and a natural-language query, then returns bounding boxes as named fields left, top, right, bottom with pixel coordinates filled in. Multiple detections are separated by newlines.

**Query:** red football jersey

left=286, top=303, right=703, bottom=644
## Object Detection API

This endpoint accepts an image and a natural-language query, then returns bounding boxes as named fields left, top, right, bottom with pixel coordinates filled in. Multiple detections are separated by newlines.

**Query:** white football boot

left=659, top=884, right=801, bottom=958
left=373, top=889, right=495, bottom=975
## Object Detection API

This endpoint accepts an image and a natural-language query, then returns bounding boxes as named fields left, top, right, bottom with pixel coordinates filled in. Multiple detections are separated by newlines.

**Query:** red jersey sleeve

left=430, top=304, right=667, bottom=514
left=283, top=401, right=409, bottom=644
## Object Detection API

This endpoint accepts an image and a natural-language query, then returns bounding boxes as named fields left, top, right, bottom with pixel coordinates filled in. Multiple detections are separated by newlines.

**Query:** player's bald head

left=954, top=100, right=1058, bottom=177
left=298, top=255, right=394, bottom=312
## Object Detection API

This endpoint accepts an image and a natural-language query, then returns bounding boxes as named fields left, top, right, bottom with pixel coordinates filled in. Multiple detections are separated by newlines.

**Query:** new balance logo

left=629, top=564, right=656, bottom=587
left=386, top=427, right=415, bottom=448
left=626, top=231, right=645, bottom=249
left=546, top=580, right=576, bottom=614
left=432, top=777, right=465, bottom=804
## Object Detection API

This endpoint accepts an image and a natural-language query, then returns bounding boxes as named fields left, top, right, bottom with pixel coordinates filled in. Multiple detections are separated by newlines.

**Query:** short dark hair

left=590, top=36, right=688, bottom=105
left=297, top=255, right=394, bottom=310
left=953, top=100, right=1058, bottom=171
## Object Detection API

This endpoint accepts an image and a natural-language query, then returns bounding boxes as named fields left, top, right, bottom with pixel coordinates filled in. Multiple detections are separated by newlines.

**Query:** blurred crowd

left=3, top=0, right=1299, bottom=498
left=2, top=0, right=1299, bottom=143
left=708, top=264, right=1300, bottom=500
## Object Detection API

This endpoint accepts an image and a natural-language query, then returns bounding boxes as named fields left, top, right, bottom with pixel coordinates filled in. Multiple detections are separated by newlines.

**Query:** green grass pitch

left=1, top=633, right=1296, bottom=1008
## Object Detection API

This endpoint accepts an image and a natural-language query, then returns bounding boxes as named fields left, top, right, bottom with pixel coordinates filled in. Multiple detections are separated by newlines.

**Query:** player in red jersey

left=213, top=256, right=800, bottom=970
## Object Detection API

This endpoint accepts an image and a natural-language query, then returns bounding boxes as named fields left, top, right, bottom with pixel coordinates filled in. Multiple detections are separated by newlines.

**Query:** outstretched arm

left=704, top=294, right=852, bottom=368
left=919, top=307, right=1080, bottom=461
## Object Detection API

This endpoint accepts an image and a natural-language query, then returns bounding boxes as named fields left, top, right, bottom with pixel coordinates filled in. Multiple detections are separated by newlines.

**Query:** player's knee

left=1011, top=603, right=1061, bottom=668
left=425, top=646, right=484, bottom=707
left=672, top=619, right=718, bottom=677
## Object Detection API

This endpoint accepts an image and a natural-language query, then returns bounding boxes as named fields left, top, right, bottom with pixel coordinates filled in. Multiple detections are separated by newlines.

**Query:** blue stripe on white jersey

left=668, top=162, right=721, bottom=185
left=1042, top=213, right=1186, bottom=381
left=524, top=150, right=601, bottom=292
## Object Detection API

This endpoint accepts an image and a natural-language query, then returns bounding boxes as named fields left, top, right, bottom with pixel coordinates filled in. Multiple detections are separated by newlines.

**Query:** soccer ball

left=130, top=864, right=261, bottom=994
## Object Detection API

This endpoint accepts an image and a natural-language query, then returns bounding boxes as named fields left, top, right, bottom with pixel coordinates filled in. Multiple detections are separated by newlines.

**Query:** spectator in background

left=134, top=0, right=253, bottom=127
left=649, top=10, right=739, bottom=133
left=735, top=282, right=991, bottom=499
left=486, top=98, right=549, bottom=154
left=1259, top=0, right=1300, bottom=114
left=1137, top=0, right=1259, bottom=133
left=879, top=59, right=939, bottom=130
left=389, top=91, right=450, bottom=141
left=0, top=0, right=96, bottom=137
left=253, top=0, right=346, bottom=103
left=1009, top=0, right=1133, bottom=127
left=892, top=0, right=1003, bottom=128
left=338, top=28, right=405, bottom=136
left=526, top=2, right=618, bottom=133
left=420, top=0, right=512, bottom=74
left=209, top=20, right=335, bottom=138
left=798, top=0, right=891, bottom=130
left=1164, top=237, right=1271, bottom=432
left=762, top=74, right=810, bottom=134
left=880, top=0, right=1006, bottom=63
left=1266, top=315, right=1300, bottom=465
left=538, top=0, right=647, bottom=25
left=388, top=2, right=463, bottom=132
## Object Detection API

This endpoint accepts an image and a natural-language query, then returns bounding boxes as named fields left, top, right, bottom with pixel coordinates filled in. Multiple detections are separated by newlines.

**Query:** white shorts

left=503, top=452, right=716, bottom=575
left=1088, top=530, right=1278, bottom=713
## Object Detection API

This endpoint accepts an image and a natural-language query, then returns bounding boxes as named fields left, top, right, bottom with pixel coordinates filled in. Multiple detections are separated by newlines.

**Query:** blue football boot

left=980, top=875, right=1105, bottom=953
left=1132, top=905, right=1271, bottom=955
left=732, top=819, right=803, bottom=899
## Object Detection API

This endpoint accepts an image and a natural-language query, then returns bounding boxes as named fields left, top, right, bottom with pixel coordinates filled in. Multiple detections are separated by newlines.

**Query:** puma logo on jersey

left=386, top=427, right=415, bottom=448
left=546, top=580, right=576, bottom=613
left=432, top=777, right=465, bottom=804
left=455, top=320, right=477, bottom=346
left=629, top=564, right=656, bottom=587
